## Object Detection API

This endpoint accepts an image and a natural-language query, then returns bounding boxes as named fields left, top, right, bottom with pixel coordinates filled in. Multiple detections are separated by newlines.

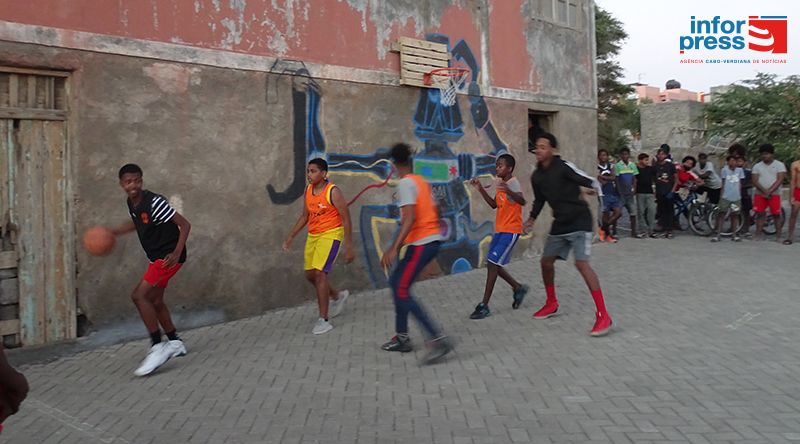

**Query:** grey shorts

left=718, top=198, right=742, bottom=214
left=543, top=231, right=592, bottom=262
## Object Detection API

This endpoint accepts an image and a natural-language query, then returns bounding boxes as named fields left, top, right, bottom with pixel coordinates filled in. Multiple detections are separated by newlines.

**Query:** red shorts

left=143, top=259, right=183, bottom=288
left=794, top=187, right=800, bottom=204
left=753, top=194, right=782, bottom=215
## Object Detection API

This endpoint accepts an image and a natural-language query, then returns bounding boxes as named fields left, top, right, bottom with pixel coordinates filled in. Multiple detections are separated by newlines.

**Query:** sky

left=595, top=0, right=800, bottom=92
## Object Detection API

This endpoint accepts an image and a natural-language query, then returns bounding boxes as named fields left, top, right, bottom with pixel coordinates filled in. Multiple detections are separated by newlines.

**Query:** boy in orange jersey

left=380, top=144, right=453, bottom=364
left=283, top=158, right=355, bottom=335
left=468, top=154, right=529, bottom=319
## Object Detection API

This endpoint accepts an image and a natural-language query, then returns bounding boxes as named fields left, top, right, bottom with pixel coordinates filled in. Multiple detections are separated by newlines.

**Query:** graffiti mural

left=266, top=36, right=511, bottom=287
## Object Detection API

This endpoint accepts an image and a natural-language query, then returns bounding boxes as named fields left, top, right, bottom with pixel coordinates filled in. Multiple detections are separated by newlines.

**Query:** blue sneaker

left=469, top=303, right=491, bottom=319
left=512, top=285, right=529, bottom=309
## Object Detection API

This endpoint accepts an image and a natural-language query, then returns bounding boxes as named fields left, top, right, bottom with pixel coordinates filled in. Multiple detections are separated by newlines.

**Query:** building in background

left=633, top=80, right=705, bottom=104
left=0, top=0, right=598, bottom=346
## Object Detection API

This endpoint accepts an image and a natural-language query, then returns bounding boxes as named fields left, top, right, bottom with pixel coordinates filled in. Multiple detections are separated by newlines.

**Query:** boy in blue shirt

left=614, top=148, right=639, bottom=238
left=712, top=155, right=745, bottom=242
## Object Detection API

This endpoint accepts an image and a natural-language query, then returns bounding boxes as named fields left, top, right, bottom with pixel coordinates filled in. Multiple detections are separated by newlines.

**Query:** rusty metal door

left=0, top=68, right=74, bottom=346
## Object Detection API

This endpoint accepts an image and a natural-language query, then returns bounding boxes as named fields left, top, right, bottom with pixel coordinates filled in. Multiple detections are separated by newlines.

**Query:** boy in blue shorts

left=468, top=154, right=529, bottom=319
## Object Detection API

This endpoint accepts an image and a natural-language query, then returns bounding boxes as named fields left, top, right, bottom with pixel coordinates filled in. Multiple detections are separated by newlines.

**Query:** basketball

left=83, top=226, right=115, bottom=256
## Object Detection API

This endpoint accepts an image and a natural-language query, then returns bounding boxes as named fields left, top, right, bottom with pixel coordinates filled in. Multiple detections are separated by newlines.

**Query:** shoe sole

left=532, top=310, right=559, bottom=320
left=469, top=313, right=490, bottom=319
left=312, top=326, right=333, bottom=335
left=173, top=348, right=187, bottom=358
left=382, top=347, right=413, bottom=353
left=590, top=322, right=613, bottom=337
left=423, top=345, right=454, bottom=365
left=134, top=355, right=172, bottom=377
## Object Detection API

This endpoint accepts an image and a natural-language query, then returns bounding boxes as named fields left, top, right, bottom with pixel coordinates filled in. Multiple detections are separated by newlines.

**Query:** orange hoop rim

left=423, top=67, right=470, bottom=86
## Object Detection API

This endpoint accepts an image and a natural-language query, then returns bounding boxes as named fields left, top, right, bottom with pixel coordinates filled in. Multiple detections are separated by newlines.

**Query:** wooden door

left=0, top=68, right=74, bottom=346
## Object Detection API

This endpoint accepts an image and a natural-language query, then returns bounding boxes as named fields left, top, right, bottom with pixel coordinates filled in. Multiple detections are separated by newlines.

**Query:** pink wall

left=0, top=0, right=542, bottom=91
left=636, top=85, right=701, bottom=102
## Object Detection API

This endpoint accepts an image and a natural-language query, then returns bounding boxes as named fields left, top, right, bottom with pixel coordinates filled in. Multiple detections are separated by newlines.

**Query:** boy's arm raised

left=502, top=180, right=526, bottom=206
left=470, top=178, right=497, bottom=208
left=506, top=189, right=526, bottom=206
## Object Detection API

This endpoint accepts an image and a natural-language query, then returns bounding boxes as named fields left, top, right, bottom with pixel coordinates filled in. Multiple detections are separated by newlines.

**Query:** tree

left=706, top=73, right=800, bottom=165
left=595, top=6, right=635, bottom=153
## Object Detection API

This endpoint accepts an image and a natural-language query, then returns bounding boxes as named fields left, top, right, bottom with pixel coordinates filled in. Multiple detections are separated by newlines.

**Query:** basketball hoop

left=423, top=68, right=470, bottom=106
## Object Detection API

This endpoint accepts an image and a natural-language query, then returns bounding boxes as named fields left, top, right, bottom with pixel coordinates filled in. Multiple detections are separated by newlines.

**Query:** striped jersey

left=128, top=190, right=186, bottom=263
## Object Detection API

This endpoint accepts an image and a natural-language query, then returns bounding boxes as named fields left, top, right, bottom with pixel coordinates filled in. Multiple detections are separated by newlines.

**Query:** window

left=557, top=0, right=568, bottom=24
left=533, top=0, right=583, bottom=30
left=528, top=111, right=555, bottom=152
left=541, top=0, right=553, bottom=20
left=568, top=1, right=580, bottom=28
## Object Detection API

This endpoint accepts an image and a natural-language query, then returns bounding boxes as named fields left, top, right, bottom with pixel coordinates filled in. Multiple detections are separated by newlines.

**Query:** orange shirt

left=305, top=182, right=343, bottom=235
left=495, top=177, right=523, bottom=234
left=401, top=174, right=442, bottom=245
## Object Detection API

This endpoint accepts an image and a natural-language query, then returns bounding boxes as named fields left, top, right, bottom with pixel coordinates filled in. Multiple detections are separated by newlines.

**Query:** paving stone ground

left=5, top=234, right=800, bottom=443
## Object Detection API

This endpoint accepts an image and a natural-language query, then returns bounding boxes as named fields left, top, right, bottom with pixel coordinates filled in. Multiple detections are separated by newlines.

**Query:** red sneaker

left=532, top=303, right=559, bottom=319
left=590, top=312, right=613, bottom=337
left=606, top=234, right=618, bottom=243
left=597, top=229, right=607, bottom=242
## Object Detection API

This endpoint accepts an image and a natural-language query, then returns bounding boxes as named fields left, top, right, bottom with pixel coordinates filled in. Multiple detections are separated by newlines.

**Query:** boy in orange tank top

left=379, top=144, right=453, bottom=365
left=283, top=159, right=355, bottom=335
left=468, top=154, right=529, bottom=320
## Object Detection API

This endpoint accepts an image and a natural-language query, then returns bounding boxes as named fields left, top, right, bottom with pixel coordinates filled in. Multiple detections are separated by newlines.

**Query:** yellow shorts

left=304, top=227, right=344, bottom=272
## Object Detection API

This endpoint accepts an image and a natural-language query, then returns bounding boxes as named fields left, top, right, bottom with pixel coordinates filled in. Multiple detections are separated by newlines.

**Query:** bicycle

left=672, top=187, right=714, bottom=236
left=706, top=203, right=744, bottom=238
left=706, top=205, right=786, bottom=237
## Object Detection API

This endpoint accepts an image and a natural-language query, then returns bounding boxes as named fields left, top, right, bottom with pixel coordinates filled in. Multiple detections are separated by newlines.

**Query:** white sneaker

left=168, top=339, right=187, bottom=357
left=312, top=318, right=333, bottom=335
left=134, top=343, right=172, bottom=376
left=329, top=290, right=350, bottom=318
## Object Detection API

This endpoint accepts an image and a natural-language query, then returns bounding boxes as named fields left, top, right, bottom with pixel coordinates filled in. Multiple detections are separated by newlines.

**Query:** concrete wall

left=641, top=101, right=706, bottom=153
left=0, top=1, right=597, bottom=333
left=0, top=0, right=596, bottom=106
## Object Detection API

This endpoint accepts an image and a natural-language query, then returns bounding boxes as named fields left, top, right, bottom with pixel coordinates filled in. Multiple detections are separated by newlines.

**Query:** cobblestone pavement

left=6, top=234, right=800, bottom=443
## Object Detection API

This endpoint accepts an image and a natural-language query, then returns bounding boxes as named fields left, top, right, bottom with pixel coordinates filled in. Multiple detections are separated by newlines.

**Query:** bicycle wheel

left=710, top=208, right=743, bottom=236
left=761, top=208, right=786, bottom=235
left=689, top=203, right=713, bottom=236
left=676, top=209, right=690, bottom=232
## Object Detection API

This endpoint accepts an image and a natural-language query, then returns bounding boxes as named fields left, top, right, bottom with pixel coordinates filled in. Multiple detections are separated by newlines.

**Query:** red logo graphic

left=748, top=16, right=788, bottom=53
left=141, top=212, right=149, bottom=224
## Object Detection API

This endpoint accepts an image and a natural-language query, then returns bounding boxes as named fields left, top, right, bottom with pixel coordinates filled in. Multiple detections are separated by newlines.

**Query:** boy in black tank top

left=111, top=164, right=192, bottom=376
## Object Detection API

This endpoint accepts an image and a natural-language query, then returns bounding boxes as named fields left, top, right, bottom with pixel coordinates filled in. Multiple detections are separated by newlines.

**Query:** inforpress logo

left=679, top=15, right=788, bottom=54
left=748, top=16, right=787, bottom=53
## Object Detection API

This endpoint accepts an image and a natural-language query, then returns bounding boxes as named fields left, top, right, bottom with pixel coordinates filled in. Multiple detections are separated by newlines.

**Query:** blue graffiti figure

left=266, top=36, right=509, bottom=287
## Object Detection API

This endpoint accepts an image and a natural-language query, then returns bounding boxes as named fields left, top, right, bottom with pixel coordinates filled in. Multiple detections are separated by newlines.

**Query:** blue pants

left=389, top=241, right=442, bottom=339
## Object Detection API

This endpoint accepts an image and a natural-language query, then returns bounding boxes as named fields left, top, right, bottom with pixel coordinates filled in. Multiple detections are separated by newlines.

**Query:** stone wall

left=641, top=101, right=707, bottom=154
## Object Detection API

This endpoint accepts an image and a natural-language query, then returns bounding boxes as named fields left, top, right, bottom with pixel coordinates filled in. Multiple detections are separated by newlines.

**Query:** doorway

left=0, top=67, right=74, bottom=347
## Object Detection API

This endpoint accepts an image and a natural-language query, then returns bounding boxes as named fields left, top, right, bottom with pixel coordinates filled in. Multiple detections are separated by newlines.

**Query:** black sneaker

left=381, top=335, right=413, bottom=353
left=512, top=285, right=529, bottom=309
left=469, top=303, right=491, bottom=319
left=422, top=336, right=454, bottom=365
